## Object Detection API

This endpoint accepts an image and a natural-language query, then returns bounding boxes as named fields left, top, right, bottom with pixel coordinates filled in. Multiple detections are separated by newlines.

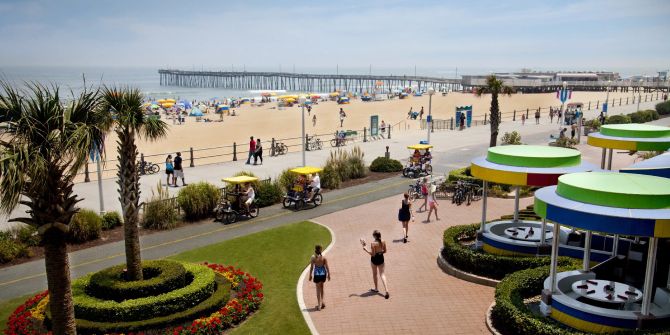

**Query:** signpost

left=370, top=115, right=379, bottom=136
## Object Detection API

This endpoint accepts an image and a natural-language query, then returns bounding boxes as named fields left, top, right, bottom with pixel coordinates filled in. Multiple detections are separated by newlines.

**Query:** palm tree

left=102, top=87, right=167, bottom=281
left=475, top=75, right=515, bottom=147
left=0, top=82, right=109, bottom=335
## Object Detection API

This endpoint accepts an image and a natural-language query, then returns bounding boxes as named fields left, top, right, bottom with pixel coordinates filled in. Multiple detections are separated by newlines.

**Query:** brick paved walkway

left=300, top=193, right=533, bottom=335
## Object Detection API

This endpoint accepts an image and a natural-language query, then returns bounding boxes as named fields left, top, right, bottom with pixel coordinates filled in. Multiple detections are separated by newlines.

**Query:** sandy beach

left=117, top=90, right=655, bottom=157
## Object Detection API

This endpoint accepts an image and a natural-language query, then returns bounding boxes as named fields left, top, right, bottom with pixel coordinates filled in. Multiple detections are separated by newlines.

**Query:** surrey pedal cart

left=402, top=144, right=433, bottom=178
left=282, top=166, right=323, bottom=210
left=214, top=175, right=260, bottom=224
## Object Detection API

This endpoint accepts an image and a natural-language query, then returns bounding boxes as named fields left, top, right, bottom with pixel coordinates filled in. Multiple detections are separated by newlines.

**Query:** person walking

left=460, top=113, right=466, bottom=130
left=570, top=123, right=577, bottom=139
left=549, top=109, right=555, bottom=123
left=339, top=108, right=346, bottom=127
left=165, top=154, right=174, bottom=187
left=407, top=107, right=413, bottom=119
left=398, top=193, right=413, bottom=243
left=312, top=114, right=317, bottom=127
left=173, top=152, right=186, bottom=186
left=381, top=120, right=386, bottom=134
left=253, top=138, right=263, bottom=165
left=426, top=183, right=440, bottom=222
left=308, top=245, right=330, bottom=311
left=417, top=178, right=429, bottom=212
left=245, top=136, right=256, bottom=165
left=361, top=230, right=390, bottom=299
left=535, top=110, right=540, bottom=124
left=521, top=113, right=526, bottom=125
left=419, top=107, right=424, bottom=120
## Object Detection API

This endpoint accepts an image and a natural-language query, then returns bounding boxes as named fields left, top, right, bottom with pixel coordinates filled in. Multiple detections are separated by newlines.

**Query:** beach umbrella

left=162, top=102, right=175, bottom=108
left=189, top=108, right=204, bottom=117
left=165, top=98, right=176, bottom=103
left=150, top=104, right=160, bottom=109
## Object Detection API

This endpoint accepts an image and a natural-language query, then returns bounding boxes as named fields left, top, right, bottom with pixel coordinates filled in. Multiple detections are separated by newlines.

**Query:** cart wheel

left=330, top=139, right=338, bottom=147
left=282, top=198, right=291, bottom=208
left=295, top=199, right=304, bottom=211
left=248, top=203, right=259, bottom=218
left=150, top=164, right=160, bottom=174
left=225, top=212, right=237, bottom=224
left=402, top=168, right=409, bottom=177
left=425, top=164, right=433, bottom=175
left=214, top=209, right=224, bottom=222
left=313, top=194, right=323, bottom=206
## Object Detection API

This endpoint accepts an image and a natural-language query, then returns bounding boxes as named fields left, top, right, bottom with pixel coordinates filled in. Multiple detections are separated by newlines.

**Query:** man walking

left=535, top=110, right=540, bottom=124
left=173, top=152, right=186, bottom=186
left=419, top=107, right=424, bottom=120
left=339, top=108, right=346, bottom=127
left=245, top=136, right=256, bottom=165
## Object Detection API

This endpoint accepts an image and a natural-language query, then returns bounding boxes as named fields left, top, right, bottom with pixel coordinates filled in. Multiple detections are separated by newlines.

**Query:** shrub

left=447, top=167, right=482, bottom=186
left=605, top=114, right=631, bottom=124
left=637, top=151, right=664, bottom=160
left=554, top=137, right=578, bottom=149
left=500, top=131, right=522, bottom=145
left=142, top=183, right=178, bottom=230
left=442, top=223, right=578, bottom=280
left=73, top=263, right=216, bottom=322
left=256, top=180, right=283, bottom=207
left=177, top=182, right=220, bottom=221
left=583, top=118, right=601, bottom=131
left=0, top=236, right=30, bottom=263
left=656, top=100, right=670, bottom=115
left=347, top=146, right=367, bottom=179
left=68, top=209, right=102, bottom=243
left=369, top=156, right=403, bottom=172
left=101, top=211, right=123, bottom=230
left=86, top=260, right=189, bottom=301
left=12, top=225, right=40, bottom=247
left=629, top=110, right=657, bottom=123
left=321, top=164, right=341, bottom=189
left=277, top=168, right=298, bottom=191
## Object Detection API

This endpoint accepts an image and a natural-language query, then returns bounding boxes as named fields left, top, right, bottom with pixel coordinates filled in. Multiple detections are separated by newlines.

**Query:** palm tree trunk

left=489, top=93, right=500, bottom=147
left=43, top=229, right=76, bottom=335
left=118, top=130, right=143, bottom=280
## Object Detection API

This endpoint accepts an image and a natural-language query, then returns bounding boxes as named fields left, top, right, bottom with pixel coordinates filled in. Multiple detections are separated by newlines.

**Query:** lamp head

left=428, top=87, right=435, bottom=95
left=562, top=81, right=567, bottom=88
left=298, top=96, right=306, bottom=104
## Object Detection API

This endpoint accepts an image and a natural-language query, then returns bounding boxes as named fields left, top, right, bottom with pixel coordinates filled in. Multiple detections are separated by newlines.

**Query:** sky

left=0, top=0, right=669, bottom=74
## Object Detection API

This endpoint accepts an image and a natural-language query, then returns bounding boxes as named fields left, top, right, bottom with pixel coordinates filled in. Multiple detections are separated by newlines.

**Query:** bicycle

left=330, top=137, right=347, bottom=147
left=306, top=136, right=322, bottom=151
left=273, top=142, right=288, bottom=155
left=138, top=161, right=160, bottom=175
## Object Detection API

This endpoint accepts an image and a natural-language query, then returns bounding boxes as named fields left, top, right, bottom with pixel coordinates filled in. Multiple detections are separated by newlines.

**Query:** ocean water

left=0, top=66, right=663, bottom=101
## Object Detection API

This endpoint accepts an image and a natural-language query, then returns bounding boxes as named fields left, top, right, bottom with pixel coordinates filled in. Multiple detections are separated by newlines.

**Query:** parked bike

left=306, top=136, right=323, bottom=151
left=273, top=142, right=288, bottom=156
left=138, top=161, right=160, bottom=175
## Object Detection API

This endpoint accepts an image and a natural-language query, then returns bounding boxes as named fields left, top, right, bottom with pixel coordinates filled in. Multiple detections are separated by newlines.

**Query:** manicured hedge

left=491, top=266, right=669, bottom=335
left=656, top=100, right=670, bottom=116
left=75, top=275, right=231, bottom=334
left=447, top=167, right=483, bottom=186
left=73, top=263, right=216, bottom=322
left=442, top=223, right=578, bottom=280
left=369, top=156, right=403, bottom=172
left=605, top=114, right=632, bottom=124
left=86, top=260, right=188, bottom=301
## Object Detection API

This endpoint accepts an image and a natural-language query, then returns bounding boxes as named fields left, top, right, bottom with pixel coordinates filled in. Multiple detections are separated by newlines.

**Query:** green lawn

left=171, top=220, right=330, bottom=335
left=0, top=221, right=331, bottom=334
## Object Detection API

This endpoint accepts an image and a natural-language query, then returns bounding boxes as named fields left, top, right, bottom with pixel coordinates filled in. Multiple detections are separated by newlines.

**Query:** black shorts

left=313, top=275, right=326, bottom=283
left=166, top=169, right=174, bottom=175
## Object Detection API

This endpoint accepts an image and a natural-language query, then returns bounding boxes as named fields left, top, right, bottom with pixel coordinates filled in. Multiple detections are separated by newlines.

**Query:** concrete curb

left=485, top=302, right=504, bottom=335
left=296, top=220, right=336, bottom=335
left=436, top=247, right=500, bottom=287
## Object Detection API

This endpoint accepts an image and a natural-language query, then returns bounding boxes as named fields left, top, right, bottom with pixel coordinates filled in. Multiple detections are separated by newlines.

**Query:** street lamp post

left=427, top=87, right=435, bottom=143
left=299, top=96, right=306, bottom=166
left=637, top=79, right=643, bottom=112
left=559, top=81, right=568, bottom=126
left=605, top=80, right=611, bottom=114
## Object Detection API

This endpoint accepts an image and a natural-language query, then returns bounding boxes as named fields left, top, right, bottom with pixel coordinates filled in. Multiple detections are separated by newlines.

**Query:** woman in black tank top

left=362, top=230, right=390, bottom=299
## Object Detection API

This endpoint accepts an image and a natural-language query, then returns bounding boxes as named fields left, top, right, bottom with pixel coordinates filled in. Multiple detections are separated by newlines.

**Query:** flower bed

left=5, top=263, right=263, bottom=335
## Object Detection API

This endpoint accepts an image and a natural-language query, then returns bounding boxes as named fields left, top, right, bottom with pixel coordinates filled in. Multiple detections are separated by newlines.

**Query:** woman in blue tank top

left=309, top=245, right=330, bottom=310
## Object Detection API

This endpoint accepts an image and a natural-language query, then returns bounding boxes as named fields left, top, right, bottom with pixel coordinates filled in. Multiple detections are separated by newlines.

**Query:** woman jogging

left=308, top=245, right=330, bottom=311
left=361, top=230, right=390, bottom=299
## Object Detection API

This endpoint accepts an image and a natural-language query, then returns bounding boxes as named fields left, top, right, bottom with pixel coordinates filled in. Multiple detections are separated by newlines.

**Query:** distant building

left=461, top=71, right=619, bottom=86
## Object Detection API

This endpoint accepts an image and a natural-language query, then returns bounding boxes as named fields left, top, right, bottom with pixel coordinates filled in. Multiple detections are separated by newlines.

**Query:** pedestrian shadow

left=348, top=290, right=382, bottom=298
left=302, top=306, right=321, bottom=312
left=391, top=238, right=405, bottom=243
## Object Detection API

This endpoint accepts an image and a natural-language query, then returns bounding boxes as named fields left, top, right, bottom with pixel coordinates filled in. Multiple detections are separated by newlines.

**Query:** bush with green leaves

left=0, top=233, right=30, bottom=263
left=554, top=137, right=578, bottom=149
left=629, top=110, right=658, bottom=123
left=442, top=223, right=578, bottom=280
left=605, top=114, right=631, bottom=124
left=142, top=183, right=179, bottom=230
left=321, top=164, right=341, bottom=189
left=68, top=209, right=102, bottom=243
left=256, top=180, right=283, bottom=207
left=656, top=100, right=670, bottom=115
left=177, top=182, right=220, bottom=221
left=73, top=262, right=216, bottom=322
left=12, top=225, right=40, bottom=247
left=277, top=168, right=298, bottom=191
left=369, top=156, right=403, bottom=172
left=583, top=118, right=601, bottom=131
left=447, top=167, right=483, bottom=186
left=500, top=131, right=522, bottom=145
left=86, top=260, right=188, bottom=301
left=101, top=211, right=123, bottom=230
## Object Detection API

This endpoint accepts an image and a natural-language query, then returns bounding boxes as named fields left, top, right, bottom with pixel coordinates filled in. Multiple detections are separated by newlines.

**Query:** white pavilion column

left=549, top=222, right=561, bottom=293
left=480, top=181, right=488, bottom=232
left=612, top=234, right=619, bottom=257
left=641, top=237, right=658, bottom=316
left=540, top=219, right=547, bottom=246
left=582, top=231, right=592, bottom=272
left=513, top=186, right=520, bottom=222
left=600, top=148, right=607, bottom=169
